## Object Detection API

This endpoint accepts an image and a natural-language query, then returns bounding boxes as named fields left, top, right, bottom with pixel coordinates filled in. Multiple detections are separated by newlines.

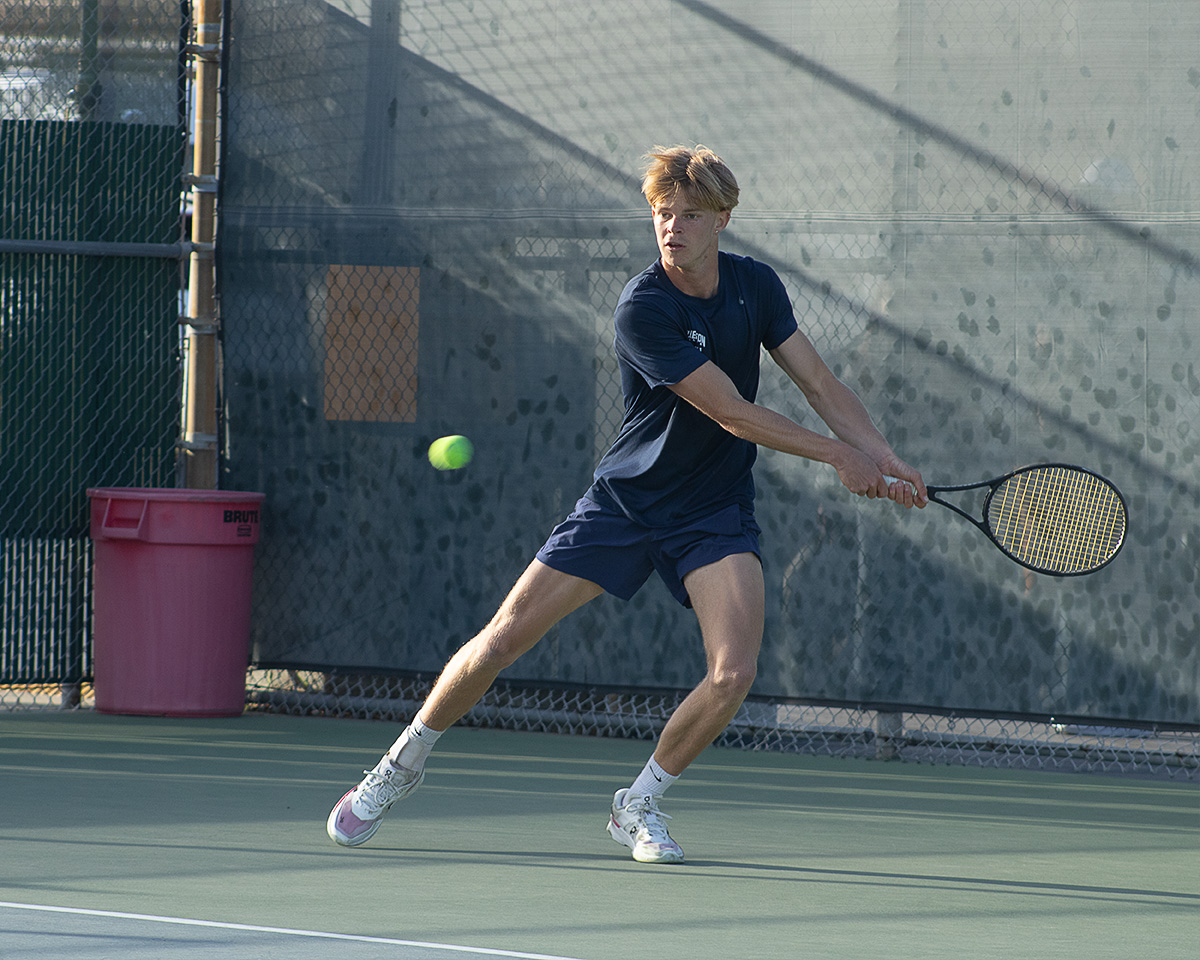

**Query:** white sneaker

left=607, top=789, right=684, bottom=864
left=326, top=759, right=424, bottom=847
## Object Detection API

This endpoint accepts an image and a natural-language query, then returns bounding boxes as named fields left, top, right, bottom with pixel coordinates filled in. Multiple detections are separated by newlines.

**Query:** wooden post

left=181, top=0, right=222, bottom=488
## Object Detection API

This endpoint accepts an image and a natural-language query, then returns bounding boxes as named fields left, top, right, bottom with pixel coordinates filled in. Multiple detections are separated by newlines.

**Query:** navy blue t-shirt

left=586, top=252, right=798, bottom=526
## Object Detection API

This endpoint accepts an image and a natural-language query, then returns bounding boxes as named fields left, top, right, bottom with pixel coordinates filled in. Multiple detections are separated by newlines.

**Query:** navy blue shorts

left=535, top=496, right=761, bottom=608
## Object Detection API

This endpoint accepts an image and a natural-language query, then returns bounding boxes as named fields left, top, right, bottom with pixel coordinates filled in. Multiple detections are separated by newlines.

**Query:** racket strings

left=987, top=467, right=1126, bottom=574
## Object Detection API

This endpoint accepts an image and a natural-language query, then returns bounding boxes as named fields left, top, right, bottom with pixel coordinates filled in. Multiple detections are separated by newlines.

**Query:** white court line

left=0, top=901, right=589, bottom=960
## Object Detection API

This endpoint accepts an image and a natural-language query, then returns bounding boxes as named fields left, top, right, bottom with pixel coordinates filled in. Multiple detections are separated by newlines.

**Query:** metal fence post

left=875, top=710, right=904, bottom=761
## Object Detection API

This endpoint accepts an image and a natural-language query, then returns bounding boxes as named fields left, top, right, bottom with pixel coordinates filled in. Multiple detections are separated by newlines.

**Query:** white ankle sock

left=627, top=756, right=678, bottom=799
left=387, top=716, right=444, bottom=771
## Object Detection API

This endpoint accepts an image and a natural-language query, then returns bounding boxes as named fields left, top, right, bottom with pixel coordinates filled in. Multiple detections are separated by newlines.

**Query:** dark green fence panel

left=1, top=120, right=183, bottom=684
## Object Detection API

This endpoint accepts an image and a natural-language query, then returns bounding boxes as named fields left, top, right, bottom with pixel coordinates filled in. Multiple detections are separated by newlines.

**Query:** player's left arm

left=768, top=330, right=927, bottom=506
left=669, top=352, right=922, bottom=504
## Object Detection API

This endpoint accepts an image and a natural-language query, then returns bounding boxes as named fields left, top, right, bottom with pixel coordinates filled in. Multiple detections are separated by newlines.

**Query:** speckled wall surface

left=220, top=1, right=1199, bottom=724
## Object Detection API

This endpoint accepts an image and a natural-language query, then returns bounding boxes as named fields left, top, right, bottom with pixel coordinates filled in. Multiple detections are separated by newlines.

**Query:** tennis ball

left=428, top=434, right=474, bottom=470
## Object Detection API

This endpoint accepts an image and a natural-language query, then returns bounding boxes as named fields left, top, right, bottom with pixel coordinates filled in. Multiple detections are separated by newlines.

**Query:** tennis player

left=328, top=145, right=927, bottom=863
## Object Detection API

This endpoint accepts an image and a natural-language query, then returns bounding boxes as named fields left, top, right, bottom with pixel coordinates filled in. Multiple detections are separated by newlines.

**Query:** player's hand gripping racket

left=887, top=463, right=1127, bottom=576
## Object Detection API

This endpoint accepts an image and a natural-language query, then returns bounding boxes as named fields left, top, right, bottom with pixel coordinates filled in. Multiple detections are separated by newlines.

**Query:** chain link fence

left=218, top=1, right=1199, bottom=778
left=246, top=668, right=1198, bottom=779
left=0, top=1, right=187, bottom=707
left=218, top=0, right=1200, bottom=777
left=4, top=2, right=1197, bottom=779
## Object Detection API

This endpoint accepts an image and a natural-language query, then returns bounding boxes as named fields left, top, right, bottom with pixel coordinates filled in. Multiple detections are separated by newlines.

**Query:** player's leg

left=657, top=550, right=764, bottom=771
left=419, top=560, right=604, bottom=731
left=328, top=560, right=602, bottom=846
left=608, top=551, right=764, bottom=863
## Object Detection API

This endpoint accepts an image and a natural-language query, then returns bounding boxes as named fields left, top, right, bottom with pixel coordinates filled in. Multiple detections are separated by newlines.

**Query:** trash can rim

left=87, top=487, right=265, bottom=503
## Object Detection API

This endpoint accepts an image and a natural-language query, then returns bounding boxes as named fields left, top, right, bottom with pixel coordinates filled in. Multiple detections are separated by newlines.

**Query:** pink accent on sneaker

left=327, top=789, right=380, bottom=846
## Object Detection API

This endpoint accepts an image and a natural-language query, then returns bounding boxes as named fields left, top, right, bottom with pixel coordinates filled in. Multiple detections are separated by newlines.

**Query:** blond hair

left=641, top=145, right=740, bottom=212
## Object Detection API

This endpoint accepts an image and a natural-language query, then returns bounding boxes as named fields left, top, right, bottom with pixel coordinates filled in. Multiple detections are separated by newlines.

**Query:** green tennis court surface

left=1, top=711, right=1195, bottom=959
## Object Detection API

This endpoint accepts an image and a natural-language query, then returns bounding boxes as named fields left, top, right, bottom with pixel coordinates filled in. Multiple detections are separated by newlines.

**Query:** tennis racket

left=887, top=463, right=1127, bottom=576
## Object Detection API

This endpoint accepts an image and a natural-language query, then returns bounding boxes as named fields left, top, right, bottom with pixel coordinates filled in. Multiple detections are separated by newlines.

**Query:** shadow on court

left=0, top=711, right=1195, bottom=960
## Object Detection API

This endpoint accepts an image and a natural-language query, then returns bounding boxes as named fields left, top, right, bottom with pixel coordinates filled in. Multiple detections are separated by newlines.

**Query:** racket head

left=981, top=464, right=1127, bottom=576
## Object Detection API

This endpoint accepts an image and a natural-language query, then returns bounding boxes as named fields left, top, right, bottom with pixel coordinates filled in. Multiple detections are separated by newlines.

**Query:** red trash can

left=86, top=487, right=265, bottom=717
